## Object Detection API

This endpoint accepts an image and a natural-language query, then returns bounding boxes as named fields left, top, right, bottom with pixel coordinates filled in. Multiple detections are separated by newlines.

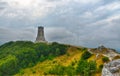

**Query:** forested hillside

left=0, top=41, right=68, bottom=76
left=0, top=41, right=107, bottom=76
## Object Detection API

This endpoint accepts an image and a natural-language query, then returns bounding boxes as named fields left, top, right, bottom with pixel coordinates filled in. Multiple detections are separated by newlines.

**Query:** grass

left=15, top=46, right=83, bottom=76
left=15, top=46, right=106, bottom=76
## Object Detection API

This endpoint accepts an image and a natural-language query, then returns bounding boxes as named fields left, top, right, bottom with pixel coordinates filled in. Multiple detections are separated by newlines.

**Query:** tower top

left=38, top=26, right=44, bottom=29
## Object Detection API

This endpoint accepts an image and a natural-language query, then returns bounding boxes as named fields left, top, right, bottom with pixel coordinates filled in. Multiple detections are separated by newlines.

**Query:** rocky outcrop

left=89, top=45, right=120, bottom=60
left=102, top=59, right=120, bottom=76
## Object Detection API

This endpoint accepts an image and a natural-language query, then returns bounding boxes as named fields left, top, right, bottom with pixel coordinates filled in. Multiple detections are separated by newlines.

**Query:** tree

left=81, top=51, right=92, bottom=59
left=102, top=57, right=109, bottom=62
left=76, top=59, right=97, bottom=76
left=89, top=61, right=97, bottom=75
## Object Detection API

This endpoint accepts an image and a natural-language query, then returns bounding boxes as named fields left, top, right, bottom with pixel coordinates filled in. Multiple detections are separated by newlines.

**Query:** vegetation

left=113, top=55, right=120, bottom=60
left=46, top=50, right=97, bottom=76
left=102, top=57, right=109, bottom=62
left=98, top=64, right=103, bottom=72
left=81, top=50, right=92, bottom=59
left=46, top=64, right=75, bottom=75
left=0, top=41, right=108, bottom=76
left=76, top=59, right=97, bottom=76
left=0, top=41, right=68, bottom=76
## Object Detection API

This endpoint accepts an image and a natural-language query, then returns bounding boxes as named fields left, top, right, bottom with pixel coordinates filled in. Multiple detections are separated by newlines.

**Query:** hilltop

left=89, top=45, right=120, bottom=60
left=0, top=41, right=119, bottom=76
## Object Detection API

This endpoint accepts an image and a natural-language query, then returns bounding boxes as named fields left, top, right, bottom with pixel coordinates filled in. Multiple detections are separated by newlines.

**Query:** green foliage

left=98, top=64, right=103, bottom=72
left=89, top=61, right=97, bottom=74
left=81, top=51, right=92, bottom=59
left=19, top=69, right=24, bottom=75
left=99, top=64, right=103, bottom=69
left=82, top=48, right=87, bottom=51
left=76, top=59, right=88, bottom=76
left=31, top=69, right=36, bottom=74
left=0, top=41, right=99, bottom=76
left=0, top=55, right=18, bottom=76
left=47, top=64, right=75, bottom=75
left=47, top=56, right=97, bottom=76
left=71, top=61, right=75, bottom=66
left=0, top=41, right=68, bottom=75
left=76, top=59, right=97, bottom=76
left=102, top=57, right=109, bottom=62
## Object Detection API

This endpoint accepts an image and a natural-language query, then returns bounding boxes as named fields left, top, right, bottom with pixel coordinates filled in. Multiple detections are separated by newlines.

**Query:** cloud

left=74, top=0, right=101, bottom=4
left=0, top=0, right=120, bottom=49
left=0, top=0, right=71, bottom=19
left=94, top=1, right=120, bottom=15
left=45, top=27, right=76, bottom=43
left=0, top=28, right=36, bottom=43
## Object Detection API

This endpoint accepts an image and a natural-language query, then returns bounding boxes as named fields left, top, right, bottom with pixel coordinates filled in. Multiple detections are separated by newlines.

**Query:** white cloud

left=4, top=0, right=35, bottom=9
left=0, top=0, right=71, bottom=19
left=74, top=0, right=101, bottom=4
left=80, top=12, right=94, bottom=19
left=90, top=14, right=120, bottom=27
left=95, top=1, right=120, bottom=12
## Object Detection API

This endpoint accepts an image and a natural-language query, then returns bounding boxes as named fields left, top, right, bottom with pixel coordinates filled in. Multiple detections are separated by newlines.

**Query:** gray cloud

left=0, top=0, right=120, bottom=49
left=0, top=1, right=8, bottom=9
left=45, top=27, right=77, bottom=44
left=0, top=28, right=36, bottom=43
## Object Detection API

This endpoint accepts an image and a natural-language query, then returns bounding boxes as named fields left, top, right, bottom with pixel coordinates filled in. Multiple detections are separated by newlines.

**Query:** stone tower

left=35, top=26, right=46, bottom=43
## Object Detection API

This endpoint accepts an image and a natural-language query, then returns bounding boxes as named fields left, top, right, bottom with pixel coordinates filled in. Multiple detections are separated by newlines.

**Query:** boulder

left=102, top=59, right=120, bottom=76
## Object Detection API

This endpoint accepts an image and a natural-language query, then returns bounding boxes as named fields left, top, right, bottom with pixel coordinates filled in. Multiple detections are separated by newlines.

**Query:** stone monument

left=35, top=26, right=46, bottom=43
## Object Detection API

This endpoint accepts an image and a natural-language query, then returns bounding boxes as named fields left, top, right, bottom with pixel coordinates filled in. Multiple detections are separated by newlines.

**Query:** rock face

left=102, top=59, right=120, bottom=76
left=35, top=26, right=47, bottom=43
left=89, top=45, right=119, bottom=60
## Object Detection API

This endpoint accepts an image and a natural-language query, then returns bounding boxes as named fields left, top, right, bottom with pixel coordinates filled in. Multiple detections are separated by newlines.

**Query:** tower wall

left=35, top=26, right=46, bottom=42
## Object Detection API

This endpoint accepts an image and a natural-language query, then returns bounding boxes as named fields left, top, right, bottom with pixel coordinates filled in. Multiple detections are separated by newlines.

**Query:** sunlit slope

left=15, top=46, right=83, bottom=75
left=15, top=46, right=106, bottom=76
left=0, top=41, right=110, bottom=76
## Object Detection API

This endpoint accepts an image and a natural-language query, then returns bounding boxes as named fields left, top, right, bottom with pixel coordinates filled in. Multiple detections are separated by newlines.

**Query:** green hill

left=0, top=41, right=108, bottom=76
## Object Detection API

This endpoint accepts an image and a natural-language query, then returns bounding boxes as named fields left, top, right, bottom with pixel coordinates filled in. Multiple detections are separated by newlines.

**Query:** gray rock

left=117, top=65, right=120, bottom=68
left=110, top=67, right=119, bottom=73
left=102, top=59, right=120, bottom=76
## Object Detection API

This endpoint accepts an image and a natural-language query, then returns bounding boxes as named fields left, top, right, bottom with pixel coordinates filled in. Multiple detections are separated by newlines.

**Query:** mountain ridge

left=0, top=41, right=119, bottom=76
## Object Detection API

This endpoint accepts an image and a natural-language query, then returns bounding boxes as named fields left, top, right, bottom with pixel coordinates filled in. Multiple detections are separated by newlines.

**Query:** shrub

left=76, top=59, right=97, bottom=76
left=19, top=69, right=24, bottom=75
left=102, top=57, right=109, bottom=62
left=81, top=51, right=92, bottom=59
left=48, top=64, right=75, bottom=75
left=98, top=64, right=103, bottom=72
left=32, top=70, right=36, bottom=74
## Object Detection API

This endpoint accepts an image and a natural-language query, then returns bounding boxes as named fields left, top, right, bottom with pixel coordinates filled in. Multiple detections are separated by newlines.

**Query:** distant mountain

left=0, top=41, right=119, bottom=76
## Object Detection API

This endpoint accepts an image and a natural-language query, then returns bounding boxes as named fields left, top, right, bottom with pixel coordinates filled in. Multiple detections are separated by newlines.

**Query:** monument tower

left=35, top=26, right=46, bottom=42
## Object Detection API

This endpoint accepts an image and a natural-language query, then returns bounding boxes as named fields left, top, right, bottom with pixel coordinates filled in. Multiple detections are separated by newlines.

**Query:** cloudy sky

left=0, top=0, right=120, bottom=49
